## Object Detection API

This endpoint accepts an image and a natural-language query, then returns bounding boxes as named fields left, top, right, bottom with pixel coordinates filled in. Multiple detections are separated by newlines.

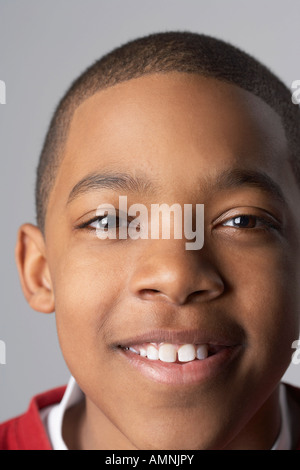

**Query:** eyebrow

left=67, top=170, right=157, bottom=205
left=66, top=167, right=287, bottom=207
left=212, top=168, right=287, bottom=206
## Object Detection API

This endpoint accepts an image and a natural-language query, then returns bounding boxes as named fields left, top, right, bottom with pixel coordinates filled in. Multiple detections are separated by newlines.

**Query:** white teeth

left=196, top=344, right=208, bottom=360
left=146, top=344, right=159, bottom=360
left=126, top=342, right=209, bottom=362
left=158, top=343, right=177, bottom=363
left=178, top=344, right=196, bottom=362
left=139, top=347, right=147, bottom=357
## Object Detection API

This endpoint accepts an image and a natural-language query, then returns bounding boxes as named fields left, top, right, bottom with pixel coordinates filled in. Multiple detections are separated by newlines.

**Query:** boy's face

left=21, top=72, right=300, bottom=449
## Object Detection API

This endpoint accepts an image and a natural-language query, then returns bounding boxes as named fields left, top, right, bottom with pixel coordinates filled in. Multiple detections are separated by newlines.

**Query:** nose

left=128, top=240, right=224, bottom=305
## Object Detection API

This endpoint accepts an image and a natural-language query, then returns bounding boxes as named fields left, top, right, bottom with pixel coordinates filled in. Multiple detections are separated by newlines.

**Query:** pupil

left=235, top=216, right=250, bottom=227
left=100, top=215, right=120, bottom=229
left=101, top=217, right=108, bottom=228
left=101, top=216, right=113, bottom=228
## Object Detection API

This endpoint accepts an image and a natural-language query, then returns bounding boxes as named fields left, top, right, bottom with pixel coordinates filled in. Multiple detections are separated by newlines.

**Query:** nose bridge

left=128, top=239, right=224, bottom=305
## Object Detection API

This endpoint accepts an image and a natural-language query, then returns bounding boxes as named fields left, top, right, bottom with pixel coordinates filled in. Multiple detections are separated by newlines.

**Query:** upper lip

left=116, top=327, right=245, bottom=348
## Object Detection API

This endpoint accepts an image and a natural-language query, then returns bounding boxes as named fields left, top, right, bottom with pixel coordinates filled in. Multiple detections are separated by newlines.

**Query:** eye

left=223, top=215, right=259, bottom=229
left=221, top=214, right=277, bottom=230
left=88, top=214, right=127, bottom=231
left=75, top=211, right=141, bottom=235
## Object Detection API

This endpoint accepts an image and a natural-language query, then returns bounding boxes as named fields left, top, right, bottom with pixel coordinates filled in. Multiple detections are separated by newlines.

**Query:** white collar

left=271, top=383, right=292, bottom=450
left=41, top=377, right=291, bottom=450
left=43, top=376, right=84, bottom=450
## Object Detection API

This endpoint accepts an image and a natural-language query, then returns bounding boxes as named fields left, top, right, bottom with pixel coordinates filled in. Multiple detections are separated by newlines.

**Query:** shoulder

left=0, top=386, right=66, bottom=450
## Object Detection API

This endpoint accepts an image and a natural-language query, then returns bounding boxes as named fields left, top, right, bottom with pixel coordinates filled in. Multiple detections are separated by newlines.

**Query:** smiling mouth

left=116, top=329, right=243, bottom=385
left=119, top=342, right=224, bottom=363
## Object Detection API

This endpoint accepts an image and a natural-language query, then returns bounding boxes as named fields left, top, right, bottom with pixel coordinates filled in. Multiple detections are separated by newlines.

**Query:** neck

left=62, top=385, right=282, bottom=450
left=223, top=386, right=281, bottom=450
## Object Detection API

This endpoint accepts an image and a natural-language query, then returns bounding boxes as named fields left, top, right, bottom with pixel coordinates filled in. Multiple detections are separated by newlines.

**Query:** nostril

left=139, top=289, right=161, bottom=299
left=142, top=289, right=160, bottom=294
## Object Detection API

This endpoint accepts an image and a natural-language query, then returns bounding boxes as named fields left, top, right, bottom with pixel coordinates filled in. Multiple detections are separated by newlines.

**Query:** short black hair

left=35, top=31, right=300, bottom=234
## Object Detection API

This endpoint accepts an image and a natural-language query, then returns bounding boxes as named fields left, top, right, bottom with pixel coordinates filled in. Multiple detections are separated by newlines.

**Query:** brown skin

left=15, top=72, right=300, bottom=449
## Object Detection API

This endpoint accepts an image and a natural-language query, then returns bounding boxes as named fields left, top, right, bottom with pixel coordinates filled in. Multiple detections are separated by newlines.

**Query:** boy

left=1, top=31, right=300, bottom=450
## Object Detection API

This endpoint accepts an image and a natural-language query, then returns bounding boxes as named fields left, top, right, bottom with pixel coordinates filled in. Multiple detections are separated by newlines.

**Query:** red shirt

left=1, top=384, right=300, bottom=450
left=0, top=386, right=65, bottom=450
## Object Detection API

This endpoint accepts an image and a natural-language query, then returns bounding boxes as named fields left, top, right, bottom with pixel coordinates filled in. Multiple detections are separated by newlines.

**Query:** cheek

left=51, top=245, right=126, bottom=373
left=219, top=239, right=300, bottom=375
left=51, top=244, right=140, bottom=429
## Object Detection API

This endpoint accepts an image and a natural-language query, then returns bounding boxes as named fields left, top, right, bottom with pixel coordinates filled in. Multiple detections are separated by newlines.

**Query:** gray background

left=0, top=0, right=300, bottom=422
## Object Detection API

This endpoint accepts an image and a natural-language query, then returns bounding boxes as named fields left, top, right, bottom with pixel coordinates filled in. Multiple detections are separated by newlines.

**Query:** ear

left=15, top=223, right=55, bottom=313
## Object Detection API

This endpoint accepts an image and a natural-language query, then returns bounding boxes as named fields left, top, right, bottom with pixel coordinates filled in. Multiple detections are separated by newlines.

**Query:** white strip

left=41, top=376, right=84, bottom=450
left=271, top=384, right=291, bottom=450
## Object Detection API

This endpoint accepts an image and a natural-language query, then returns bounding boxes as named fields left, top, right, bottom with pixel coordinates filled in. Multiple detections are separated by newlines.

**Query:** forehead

left=47, top=72, right=292, bottom=221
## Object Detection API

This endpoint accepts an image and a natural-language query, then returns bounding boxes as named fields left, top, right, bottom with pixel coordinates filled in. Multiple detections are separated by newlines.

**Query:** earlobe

left=15, top=223, right=55, bottom=313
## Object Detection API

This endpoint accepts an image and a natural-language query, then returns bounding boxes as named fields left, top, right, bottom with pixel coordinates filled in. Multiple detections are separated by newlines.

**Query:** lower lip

left=119, top=346, right=242, bottom=386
